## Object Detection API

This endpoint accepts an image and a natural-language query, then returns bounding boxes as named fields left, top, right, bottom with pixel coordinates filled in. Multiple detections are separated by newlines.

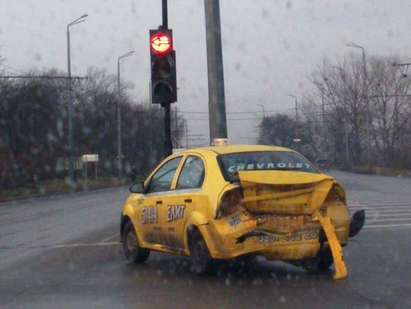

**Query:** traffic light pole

left=204, top=0, right=228, bottom=143
left=162, top=0, right=168, bottom=28
left=162, top=0, right=173, bottom=157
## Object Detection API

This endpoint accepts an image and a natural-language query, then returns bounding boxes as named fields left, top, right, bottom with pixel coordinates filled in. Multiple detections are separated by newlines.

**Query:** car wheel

left=303, top=247, right=333, bottom=273
left=189, top=229, right=212, bottom=275
left=122, top=221, right=150, bottom=263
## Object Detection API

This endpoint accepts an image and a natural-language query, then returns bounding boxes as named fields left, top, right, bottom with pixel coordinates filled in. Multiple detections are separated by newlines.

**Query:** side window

left=147, top=157, right=182, bottom=193
left=176, top=156, right=205, bottom=190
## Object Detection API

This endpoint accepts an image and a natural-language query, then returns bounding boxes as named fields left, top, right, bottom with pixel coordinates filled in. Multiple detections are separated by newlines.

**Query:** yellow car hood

left=238, top=170, right=334, bottom=215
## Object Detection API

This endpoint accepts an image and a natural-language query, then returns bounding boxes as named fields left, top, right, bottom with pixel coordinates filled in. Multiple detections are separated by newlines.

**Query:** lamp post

left=117, top=51, right=135, bottom=180
left=287, top=94, right=300, bottom=147
left=67, top=14, right=88, bottom=186
left=346, top=42, right=370, bottom=169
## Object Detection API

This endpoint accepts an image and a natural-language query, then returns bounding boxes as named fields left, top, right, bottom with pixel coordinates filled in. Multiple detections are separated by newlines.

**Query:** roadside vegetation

left=0, top=65, right=185, bottom=195
left=259, top=54, right=411, bottom=174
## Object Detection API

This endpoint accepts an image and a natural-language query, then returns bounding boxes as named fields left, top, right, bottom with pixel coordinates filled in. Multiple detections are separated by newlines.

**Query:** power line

left=186, top=118, right=263, bottom=121
left=0, top=75, right=87, bottom=80
left=179, top=108, right=293, bottom=115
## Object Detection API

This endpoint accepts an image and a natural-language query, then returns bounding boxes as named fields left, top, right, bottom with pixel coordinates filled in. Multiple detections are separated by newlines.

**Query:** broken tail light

left=216, top=187, right=243, bottom=219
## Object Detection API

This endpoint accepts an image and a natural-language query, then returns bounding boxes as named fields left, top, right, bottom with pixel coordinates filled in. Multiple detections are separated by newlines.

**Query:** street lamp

left=346, top=42, right=370, bottom=169
left=67, top=13, right=88, bottom=187
left=287, top=94, right=300, bottom=145
left=117, top=51, right=135, bottom=180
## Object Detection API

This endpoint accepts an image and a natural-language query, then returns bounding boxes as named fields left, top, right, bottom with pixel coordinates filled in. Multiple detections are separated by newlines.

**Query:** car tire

left=189, top=229, right=213, bottom=275
left=122, top=221, right=150, bottom=263
left=303, top=247, right=333, bottom=273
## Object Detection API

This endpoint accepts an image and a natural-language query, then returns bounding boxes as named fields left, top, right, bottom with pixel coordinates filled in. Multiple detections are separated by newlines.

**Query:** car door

left=165, top=155, right=206, bottom=251
left=137, top=156, right=182, bottom=247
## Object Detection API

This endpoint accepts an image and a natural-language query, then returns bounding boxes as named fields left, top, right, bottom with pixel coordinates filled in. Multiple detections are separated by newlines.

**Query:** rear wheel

left=122, top=221, right=150, bottom=263
left=189, top=229, right=213, bottom=275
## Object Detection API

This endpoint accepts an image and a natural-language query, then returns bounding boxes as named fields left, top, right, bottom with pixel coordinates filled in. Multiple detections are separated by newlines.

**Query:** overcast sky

left=1, top=0, right=411, bottom=145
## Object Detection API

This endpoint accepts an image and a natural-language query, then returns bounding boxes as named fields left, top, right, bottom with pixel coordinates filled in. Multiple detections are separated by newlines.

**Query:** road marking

left=363, top=223, right=411, bottom=230
left=349, top=201, right=411, bottom=206
left=101, top=233, right=120, bottom=243
left=348, top=201, right=411, bottom=230
left=53, top=242, right=121, bottom=248
left=367, top=218, right=411, bottom=223
left=348, top=208, right=411, bottom=213
left=365, top=212, right=411, bottom=218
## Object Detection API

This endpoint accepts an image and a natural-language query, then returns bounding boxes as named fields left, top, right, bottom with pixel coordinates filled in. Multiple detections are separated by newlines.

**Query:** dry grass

left=351, top=166, right=411, bottom=177
left=0, top=177, right=129, bottom=203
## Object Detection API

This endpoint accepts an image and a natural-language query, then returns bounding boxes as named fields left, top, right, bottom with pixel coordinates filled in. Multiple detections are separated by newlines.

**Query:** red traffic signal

left=150, top=29, right=177, bottom=104
left=150, top=31, right=172, bottom=56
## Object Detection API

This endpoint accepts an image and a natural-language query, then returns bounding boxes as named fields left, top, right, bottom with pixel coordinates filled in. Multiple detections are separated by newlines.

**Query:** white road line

left=363, top=223, right=411, bottom=230
left=53, top=242, right=121, bottom=248
left=101, top=233, right=120, bottom=243
left=350, top=209, right=411, bottom=213
left=348, top=204, right=411, bottom=208
left=367, top=217, right=411, bottom=223
left=349, top=200, right=411, bottom=203
left=350, top=208, right=411, bottom=211
left=349, top=205, right=411, bottom=209
left=364, top=213, right=411, bottom=218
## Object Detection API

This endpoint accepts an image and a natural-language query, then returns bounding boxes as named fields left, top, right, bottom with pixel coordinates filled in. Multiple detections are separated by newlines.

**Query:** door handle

left=184, top=199, right=192, bottom=203
left=156, top=200, right=163, bottom=205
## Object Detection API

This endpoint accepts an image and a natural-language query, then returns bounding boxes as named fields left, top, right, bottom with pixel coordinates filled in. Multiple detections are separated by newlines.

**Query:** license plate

left=258, top=229, right=319, bottom=244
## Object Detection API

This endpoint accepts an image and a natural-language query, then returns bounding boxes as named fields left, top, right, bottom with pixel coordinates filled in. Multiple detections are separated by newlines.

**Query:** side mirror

left=129, top=182, right=145, bottom=194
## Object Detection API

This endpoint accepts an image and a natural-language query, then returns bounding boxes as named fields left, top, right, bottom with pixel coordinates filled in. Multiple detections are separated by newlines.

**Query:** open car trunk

left=238, top=170, right=334, bottom=216
left=237, top=170, right=348, bottom=280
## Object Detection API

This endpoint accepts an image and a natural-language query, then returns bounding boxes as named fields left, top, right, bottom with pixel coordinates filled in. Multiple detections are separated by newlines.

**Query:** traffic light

left=150, top=29, right=177, bottom=104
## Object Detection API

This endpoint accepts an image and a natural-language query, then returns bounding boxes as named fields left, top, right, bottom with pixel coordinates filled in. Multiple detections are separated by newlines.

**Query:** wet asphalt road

left=1, top=171, right=411, bottom=308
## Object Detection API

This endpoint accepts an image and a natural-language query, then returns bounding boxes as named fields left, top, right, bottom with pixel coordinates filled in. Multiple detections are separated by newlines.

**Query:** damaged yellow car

left=120, top=145, right=364, bottom=279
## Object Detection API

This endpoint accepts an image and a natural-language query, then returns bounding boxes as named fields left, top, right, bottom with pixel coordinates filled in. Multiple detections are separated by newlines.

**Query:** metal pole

left=347, top=43, right=370, bottom=168
left=321, top=93, right=326, bottom=156
left=204, top=0, right=228, bottom=143
left=362, top=49, right=371, bottom=169
left=345, top=122, right=350, bottom=167
left=164, top=104, right=172, bottom=155
left=116, top=51, right=134, bottom=175
left=295, top=97, right=298, bottom=138
left=162, top=0, right=172, bottom=156
left=185, top=122, right=189, bottom=148
left=117, top=59, right=123, bottom=179
left=162, top=0, right=168, bottom=28
left=67, top=25, right=74, bottom=186
left=66, top=14, right=87, bottom=187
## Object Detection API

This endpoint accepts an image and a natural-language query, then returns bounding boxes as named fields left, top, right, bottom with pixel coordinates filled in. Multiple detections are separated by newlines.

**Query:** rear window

left=218, top=151, right=318, bottom=182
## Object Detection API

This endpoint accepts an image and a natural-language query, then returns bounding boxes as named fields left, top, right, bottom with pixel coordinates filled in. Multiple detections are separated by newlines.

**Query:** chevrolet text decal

left=227, top=162, right=312, bottom=173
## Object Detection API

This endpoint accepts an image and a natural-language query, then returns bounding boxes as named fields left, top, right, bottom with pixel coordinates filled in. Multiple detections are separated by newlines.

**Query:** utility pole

left=287, top=94, right=300, bottom=149
left=321, top=93, right=327, bottom=157
left=67, top=14, right=88, bottom=187
left=162, top=0, right=173, bottom=156
left=258, top=104, right=266, bottom=118
left=346, top=43, right=370, bottom=169
left=345, top=122, right=350, bottom=168
left=204, top=0, right=228, bottom=144
left=117, top=51, right=134, bottom=180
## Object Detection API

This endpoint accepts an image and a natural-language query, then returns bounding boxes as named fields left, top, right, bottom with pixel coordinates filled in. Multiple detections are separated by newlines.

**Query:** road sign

left=82, top=154, right=99, bottom=162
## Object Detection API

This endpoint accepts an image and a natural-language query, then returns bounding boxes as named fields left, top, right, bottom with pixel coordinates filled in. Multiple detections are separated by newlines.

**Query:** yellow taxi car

left=120, top=145, right=364, bottom=279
